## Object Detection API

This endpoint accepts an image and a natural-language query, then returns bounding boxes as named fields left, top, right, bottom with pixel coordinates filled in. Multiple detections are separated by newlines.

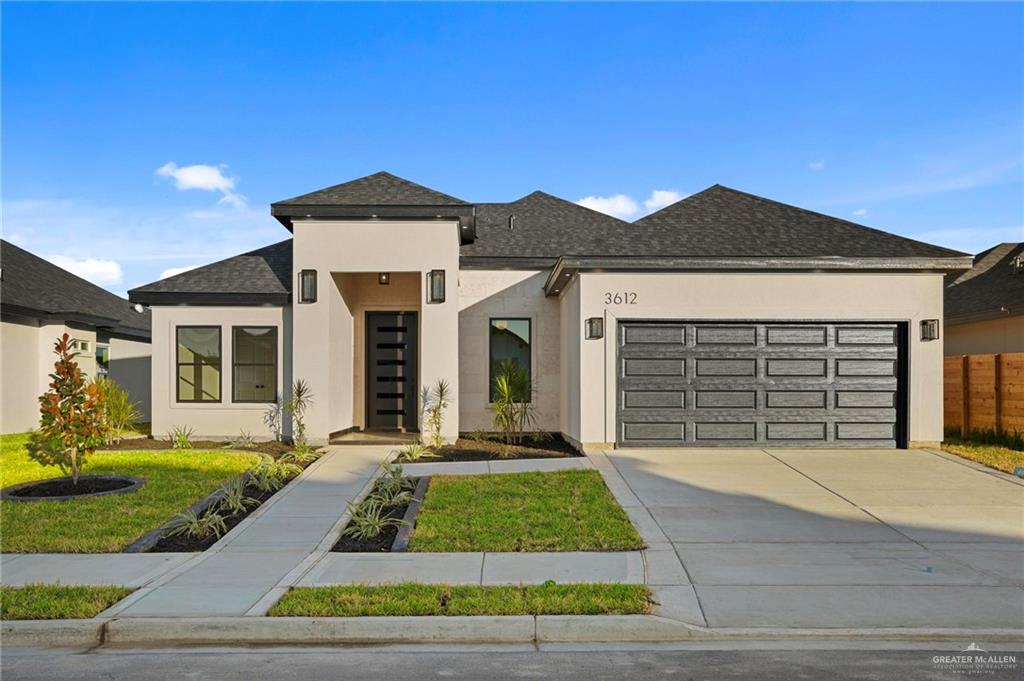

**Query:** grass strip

left=408, top=469, right=645, bottom=552
left=0, top=584, right=133, bottom=620
left=941, top=440, right=1024, bottom=475
left=268, top=583, right=652, bottom=617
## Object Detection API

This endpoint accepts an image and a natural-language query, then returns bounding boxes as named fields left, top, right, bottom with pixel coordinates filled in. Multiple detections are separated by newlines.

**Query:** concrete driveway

left=602, top=447, right=1024, bottom=629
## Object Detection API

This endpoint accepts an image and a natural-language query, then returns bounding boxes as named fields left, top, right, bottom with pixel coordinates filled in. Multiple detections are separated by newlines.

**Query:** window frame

left=175, top=325, right=223, bottom=404
left=488, top=317, right=532, bottom=404
left=231, top=325, right=279, bottom=404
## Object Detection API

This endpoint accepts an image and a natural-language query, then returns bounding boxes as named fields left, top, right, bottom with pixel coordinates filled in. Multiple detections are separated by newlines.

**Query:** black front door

left=366, top=311, right=418, bottom=431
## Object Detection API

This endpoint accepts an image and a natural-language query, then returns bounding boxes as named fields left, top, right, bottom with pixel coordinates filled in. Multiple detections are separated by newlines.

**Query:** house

left=944, top=242, right=1024, bottom=355
left=128, top=172, right=971, bottom=449
left=1, top=240, right=152, bottom=434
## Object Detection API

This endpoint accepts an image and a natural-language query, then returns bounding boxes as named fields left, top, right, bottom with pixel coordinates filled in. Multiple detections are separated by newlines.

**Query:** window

left=176, top=326, right=221, bottom=402
left=233, top=326, right=277, bottom=402
left=96, top=344, right=110, bottom=378
left=489, top=318, right=531, bottom=402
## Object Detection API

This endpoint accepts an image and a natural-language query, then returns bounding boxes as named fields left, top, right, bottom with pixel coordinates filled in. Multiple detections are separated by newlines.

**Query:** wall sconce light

left=920, top=319, right=940, bottom=341
left=298, top=269, right=317, bottom=304
left=378, top=272, right=390, bottom=286
left=426, top=269, right=445, bottom=304
left=585, top=317, right=604, bottom=340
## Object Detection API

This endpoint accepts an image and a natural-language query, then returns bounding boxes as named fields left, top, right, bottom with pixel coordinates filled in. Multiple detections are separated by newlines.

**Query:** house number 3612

left=604, top=292, right=638, bottom=305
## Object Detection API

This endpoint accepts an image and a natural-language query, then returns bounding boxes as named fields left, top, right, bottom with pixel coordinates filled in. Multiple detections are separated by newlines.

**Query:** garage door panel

left=695, top=326, right=757, bottom=345
left=616, top=321, right=903, bottom=448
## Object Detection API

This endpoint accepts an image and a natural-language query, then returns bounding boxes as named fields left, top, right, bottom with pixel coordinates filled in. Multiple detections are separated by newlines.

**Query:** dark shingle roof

left=1, top=240, right=150, bottom=338
left=128, top=240, right=292, bottom=305
left=460, top=191, right=636, bottom=262
left=632, top=185, right=966, bottom=259
left=945, top=242, right=1024, bottom=325
left=274, top=171, right=467, bottom=207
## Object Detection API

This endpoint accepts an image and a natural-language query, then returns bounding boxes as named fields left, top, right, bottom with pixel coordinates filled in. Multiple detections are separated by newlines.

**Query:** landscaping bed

left=409, top=469, right=645, bottom=552
left=331, top=472, right=424, bottom=553
left=0, top=433, right=261, bottom=552
left=267, top=583, right=651, bottom=617
left=0, top=584, right=133, bottom=620
left=393, top=433, right=580, bottom=463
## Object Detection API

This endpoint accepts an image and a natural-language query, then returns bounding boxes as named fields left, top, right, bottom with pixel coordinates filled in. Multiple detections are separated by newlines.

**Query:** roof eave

left=542, top=255, right=975, bottom=296
left=127, top=291, right=290, bottom=307
left=270, top=203, right=477, bottom=244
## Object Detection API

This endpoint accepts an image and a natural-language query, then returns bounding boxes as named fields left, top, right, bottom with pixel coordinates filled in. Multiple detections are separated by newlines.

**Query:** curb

left=4, top=615, right=1023, bottom=648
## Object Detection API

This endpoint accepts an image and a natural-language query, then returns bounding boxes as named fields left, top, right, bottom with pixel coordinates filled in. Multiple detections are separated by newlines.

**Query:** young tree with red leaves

left=27, top=334, right=107, bottom=484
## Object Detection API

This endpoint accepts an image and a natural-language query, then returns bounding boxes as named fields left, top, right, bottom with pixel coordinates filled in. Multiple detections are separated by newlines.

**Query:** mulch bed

left=331, top=478, right=420, bottom=553
left=394, top=434, right=581, bottom=463
left=4, top=475, right=139, bottom=499
left=100, top=438, right=293, bottom=457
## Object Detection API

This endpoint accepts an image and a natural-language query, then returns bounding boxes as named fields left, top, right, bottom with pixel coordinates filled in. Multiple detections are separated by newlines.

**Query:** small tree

left=27, top=334, right=107, bottom=484
left=283, top=379, right=314, bottom=448
left=421, top=379, right=452, bottom=449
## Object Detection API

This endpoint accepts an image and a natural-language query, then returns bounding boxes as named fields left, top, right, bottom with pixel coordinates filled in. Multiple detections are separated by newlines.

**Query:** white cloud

left=160, top=264, right=200, bottom=280
left=852, top=208, right=867, bottom=217
left=576, top=194, right=639, bottom=220
left=643, top=190, right=684, bottom=213
left=156, top=161, right=247, bottom=208
left=808, top=160, right=826, bottom=171
left=47, top=255, right=123, bottom=286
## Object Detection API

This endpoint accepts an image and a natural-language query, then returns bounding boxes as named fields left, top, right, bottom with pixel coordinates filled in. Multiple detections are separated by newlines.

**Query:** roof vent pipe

left=508, top=215, right=515, bottom=230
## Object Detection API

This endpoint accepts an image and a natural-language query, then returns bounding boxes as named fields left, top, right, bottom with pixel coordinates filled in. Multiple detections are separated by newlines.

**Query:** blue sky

left=3, top=2, right=1021, bottom=296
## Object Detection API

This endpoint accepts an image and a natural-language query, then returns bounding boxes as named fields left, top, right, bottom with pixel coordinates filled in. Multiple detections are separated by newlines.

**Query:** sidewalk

left=101, top=445, right=389, bottom=618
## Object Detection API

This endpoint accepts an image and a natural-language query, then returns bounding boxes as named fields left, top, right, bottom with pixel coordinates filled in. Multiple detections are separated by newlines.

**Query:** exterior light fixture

left=427, top=269, right=446, bottom=304
left=920, top=319, right=940, bottom=341
left=378, top=272, right=390, bottom=286
left=299, top=269, right=317, bottom=304
left=585, top=317, right=604, bottom=340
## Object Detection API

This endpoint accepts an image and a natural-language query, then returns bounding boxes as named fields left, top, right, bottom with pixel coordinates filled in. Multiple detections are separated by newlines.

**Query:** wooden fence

left=944, top=352, right=1024, bottom=435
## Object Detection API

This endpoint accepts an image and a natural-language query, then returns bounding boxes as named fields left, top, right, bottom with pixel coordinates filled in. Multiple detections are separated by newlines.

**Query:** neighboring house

left=128, top=172, right=971, bottom=449
left=944, top=242, right=1024, bottom=355
left=1, top=240, right=152, bottom=434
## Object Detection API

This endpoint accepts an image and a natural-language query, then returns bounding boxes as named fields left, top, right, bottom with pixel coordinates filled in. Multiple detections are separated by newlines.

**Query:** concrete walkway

left=101, top=445, right=390, bottom=617
left=597, top=446, right=1024, bottom=630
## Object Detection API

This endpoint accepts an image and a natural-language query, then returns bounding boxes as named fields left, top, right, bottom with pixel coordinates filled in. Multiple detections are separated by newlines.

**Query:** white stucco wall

left=2, top=317, right=42, bottom=434
left=292, top=220, right=460, bottom=441
left=107, top=335, right=153, bottom=421
left=560, top=271, right=947, bottom=447
left=148, top=305, right=288, bottom=439
left=457, top=270, right=560, bottom=433
left=945, top=316, right=1024, bottom=356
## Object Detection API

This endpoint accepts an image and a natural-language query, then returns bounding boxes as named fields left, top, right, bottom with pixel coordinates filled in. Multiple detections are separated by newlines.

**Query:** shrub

left=250, top=455, right=302, bottom=493
left=490, top=360, right=537, bottom=445
left=227, top=430, right=256, bottom=450
left=27, top=334, right=107, bottom=484
left=279, top=447, right=320, bottom=465
left=284, top=379, right=314, bottom=448
left=421, top=379, right=452, bottom=449
left=169, top=425, right=194, bottom=449
left=166, top=508, right=228, bottom=540
left=93, top=377, right=141, bottom=442
left=218, top=477, right=259, bottom=515
left=376, top=462, right=416, bottom=498
left=341, top=498, right=404, bottom=540
left=395, top=443, right=435, bottom=462
left=945, top=427, right=1024, bottom=451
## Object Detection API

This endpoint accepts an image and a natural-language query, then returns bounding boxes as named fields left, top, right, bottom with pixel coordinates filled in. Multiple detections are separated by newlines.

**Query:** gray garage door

left=616, top=321, right=905, bottom=448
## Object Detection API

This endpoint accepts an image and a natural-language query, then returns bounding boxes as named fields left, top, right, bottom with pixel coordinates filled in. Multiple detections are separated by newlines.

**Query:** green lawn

left=0, top=584, right=133, bottom=619
left=0, top=433, right=259, bottom=552
left=268, top=583, right=651, bottom=617
left=942, top=439, right=1024, bottom=475
left=408, top=469, right=645, bottom=552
